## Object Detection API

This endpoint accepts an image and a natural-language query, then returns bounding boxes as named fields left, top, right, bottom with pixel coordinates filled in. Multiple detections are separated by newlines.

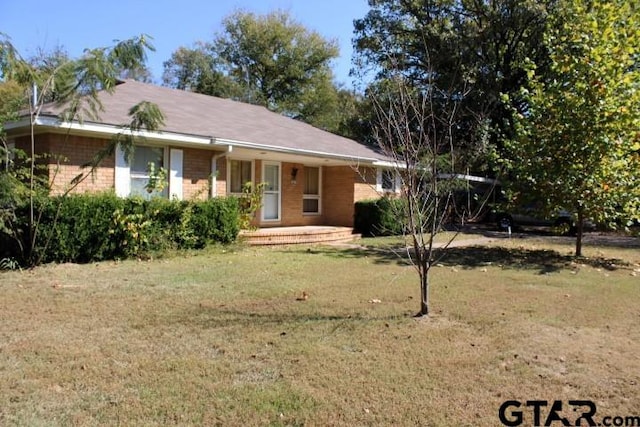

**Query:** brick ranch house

left=4, top=80, right=399, bottom=233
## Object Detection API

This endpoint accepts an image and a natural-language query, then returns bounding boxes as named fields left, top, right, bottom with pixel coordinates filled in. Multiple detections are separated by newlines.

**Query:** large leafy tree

left=353, top=0, right=552, bottom=172
left=163, top=11, right=349, bottom=133
left=213, top=10, right=339, bottom=111
left=162, top=44, right=239, bottom=98
left=505, top=0, right=640, bottom=256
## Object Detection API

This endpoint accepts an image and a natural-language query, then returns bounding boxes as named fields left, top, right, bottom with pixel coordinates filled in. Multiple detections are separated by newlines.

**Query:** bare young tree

left=369, top=73, right=485, bottom=317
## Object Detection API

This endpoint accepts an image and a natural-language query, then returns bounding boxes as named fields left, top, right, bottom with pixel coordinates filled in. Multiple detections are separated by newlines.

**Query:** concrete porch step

left=239, top=226, right=360, bottom=246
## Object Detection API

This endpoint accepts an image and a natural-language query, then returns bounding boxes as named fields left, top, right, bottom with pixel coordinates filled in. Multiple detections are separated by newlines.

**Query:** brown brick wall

left=182, top=148, right=215, bottom=200
left=321, top=166, right=380, bottom=227
left=214, top=156, right=227, bottom=197
left=322, top=166, right=356, bottom=227
left=280, top=162, right=303, bottom=225
left=43, top=133, right=115, bottom=195
left=354, top=166, right=380, bottom=202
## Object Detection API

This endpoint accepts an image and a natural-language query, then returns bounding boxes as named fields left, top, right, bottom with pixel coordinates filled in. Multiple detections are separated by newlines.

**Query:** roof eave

left=13, top=116, right=213, bottom=145
left=6, top=117, right=387, bottom=165
left=211, top=137, right=381, bottom=165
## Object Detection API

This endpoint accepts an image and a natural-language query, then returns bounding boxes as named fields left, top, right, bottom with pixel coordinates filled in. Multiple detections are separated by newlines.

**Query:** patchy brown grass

left=1, top=234, right=639, bottom=426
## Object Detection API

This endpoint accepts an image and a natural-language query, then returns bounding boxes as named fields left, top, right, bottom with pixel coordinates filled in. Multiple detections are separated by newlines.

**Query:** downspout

left=210, top=144, right=233, bottom=198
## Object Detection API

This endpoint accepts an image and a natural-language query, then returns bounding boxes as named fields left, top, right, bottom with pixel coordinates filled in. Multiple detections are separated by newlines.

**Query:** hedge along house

left=4, top=80, right=398, bottom=243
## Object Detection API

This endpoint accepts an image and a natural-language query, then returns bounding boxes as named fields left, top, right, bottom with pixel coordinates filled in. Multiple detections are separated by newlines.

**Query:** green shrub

left=35, top=192, right=125, bottom=263
left=191, top=197, right=240, bottom=245
left=143, top=198, right=193, bottom=250
left=6, top=193, right=241, bottom=265
left=108, top=206, right=153, bottom=258
left=354, top=197, right=406, bottom=237
left=236, top=182, right=266, bottom=229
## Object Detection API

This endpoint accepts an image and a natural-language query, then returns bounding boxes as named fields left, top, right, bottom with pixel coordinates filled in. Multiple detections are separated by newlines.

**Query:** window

left=115, top=145, right=182, bottom=200
left=129, top=146, right=167, bottom=199
left=378, top=168, right=398, bottom=193
left=303, top=166, right=321, bottom=214
left=228, top=160, right=253, bottom=193
left=382, top=170, right=395, bottom=191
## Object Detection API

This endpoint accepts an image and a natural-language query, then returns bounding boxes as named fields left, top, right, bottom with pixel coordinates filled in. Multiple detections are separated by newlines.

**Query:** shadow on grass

left=170, top=305, right=411, bottom=331
left=471, top=226, right=640, bottom=249
left=437, top=246, right=627, bottom=274
left=295, top=245, right=627, bottom=275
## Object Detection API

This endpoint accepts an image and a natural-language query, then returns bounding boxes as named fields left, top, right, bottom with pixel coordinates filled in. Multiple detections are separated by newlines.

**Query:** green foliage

left=30, top=192, right=123, bottom=263
left=354, top=197, right=407, bottom=237
left=0, top=35, right=164, bottom=266
left=0, top=257, right=20, bottom=270
left=3, top=193, right=240, bottom=264
left=162, top=11, right=357, bottom=136
left=214, top=10, right=339, bottom=110
left=353, top=0, right=552, bottom=171
left=144, top=161, right=168, bottom=194
left=109, top=206, right=152, bottom=259
left=191, top=197, right=240, bottom=245
left=162, top=45, right=240, bottom=97
left=0, top=147, right=51, bottom=259
left=0, top=80, right=25, bottom=120
left=504, top=0, right=640, bottom=255
left=0, top=35, right=155, bottom=121
left=236, top=182, right=266, bottom=230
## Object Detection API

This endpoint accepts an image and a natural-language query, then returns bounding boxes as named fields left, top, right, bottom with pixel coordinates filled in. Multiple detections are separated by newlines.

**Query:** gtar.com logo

left=498, top=400, right=640, bottom=426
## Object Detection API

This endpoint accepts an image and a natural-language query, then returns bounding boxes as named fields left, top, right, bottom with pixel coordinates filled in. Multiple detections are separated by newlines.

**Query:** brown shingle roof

left=39, top=80, right=385, bottom=162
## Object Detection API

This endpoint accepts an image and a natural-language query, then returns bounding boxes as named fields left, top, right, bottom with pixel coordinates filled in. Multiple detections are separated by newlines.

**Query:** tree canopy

left=162, top=10, right=355, bottom=134
left=504, top=0, right=640, bottom=256
left=353, top=0, right=552, bottom=172
left=1, top=35, right=156, bottom=119
left=162, top=44, right=238, bottom=98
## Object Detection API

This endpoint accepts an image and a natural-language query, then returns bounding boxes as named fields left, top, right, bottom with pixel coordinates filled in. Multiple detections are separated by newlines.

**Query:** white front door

left=262, top=162, right=281, bottom=221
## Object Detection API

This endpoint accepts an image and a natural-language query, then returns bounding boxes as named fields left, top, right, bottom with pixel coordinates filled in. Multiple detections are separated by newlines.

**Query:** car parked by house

left=494, top=205, right=595, bottom=235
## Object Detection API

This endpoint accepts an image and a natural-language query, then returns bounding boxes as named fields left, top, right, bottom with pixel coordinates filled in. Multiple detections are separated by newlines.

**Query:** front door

left=262, top=163, right=280, bottom=221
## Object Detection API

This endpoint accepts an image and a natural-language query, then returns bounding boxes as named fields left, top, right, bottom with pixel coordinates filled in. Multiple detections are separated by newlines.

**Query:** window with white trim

left=377, top=168, right=399, bottom=193
left=130, top=146, right=167, bottom=199
left=228, top=159, right=253, bottom=194
left=303, top=166, right=321, bottom=214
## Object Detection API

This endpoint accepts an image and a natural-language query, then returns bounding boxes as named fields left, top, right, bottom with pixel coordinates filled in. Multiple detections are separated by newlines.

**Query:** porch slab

left=239, top=226, right=360, bottom=246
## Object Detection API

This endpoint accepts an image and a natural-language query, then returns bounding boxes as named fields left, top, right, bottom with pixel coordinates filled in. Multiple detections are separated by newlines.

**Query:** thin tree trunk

left=417, top=259, right=430, bottom=317
left=28, top=110, right=36, bottom=264
left=575, top=209, right=584, bottom=257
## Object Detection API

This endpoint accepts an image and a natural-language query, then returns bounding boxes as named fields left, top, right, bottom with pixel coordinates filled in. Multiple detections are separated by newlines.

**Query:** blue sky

left=2, top=0, right=370, bottom=87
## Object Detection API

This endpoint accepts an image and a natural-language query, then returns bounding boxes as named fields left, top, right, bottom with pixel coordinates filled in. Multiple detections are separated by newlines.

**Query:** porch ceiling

left=222, top=146, right=367, bottom=167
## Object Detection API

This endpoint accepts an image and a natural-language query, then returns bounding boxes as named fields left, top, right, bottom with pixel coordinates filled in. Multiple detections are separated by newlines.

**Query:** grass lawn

left=1, top=233, right=639, bottom=426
